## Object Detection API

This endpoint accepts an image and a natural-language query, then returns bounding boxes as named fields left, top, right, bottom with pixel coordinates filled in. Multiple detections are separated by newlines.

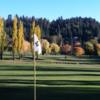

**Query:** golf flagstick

left=33, top=33, right=42, bottom=100
left=34, top=52, right=36, bottom=100
left=34, top=37, right=36, bottom=100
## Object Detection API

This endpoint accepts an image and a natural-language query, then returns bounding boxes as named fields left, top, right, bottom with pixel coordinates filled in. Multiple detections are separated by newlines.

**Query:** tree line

left=1, top=15, right=100, bottom=59
left=5, top=15, right=100, bottom=42
left=0, top=16, right=41, bottom=60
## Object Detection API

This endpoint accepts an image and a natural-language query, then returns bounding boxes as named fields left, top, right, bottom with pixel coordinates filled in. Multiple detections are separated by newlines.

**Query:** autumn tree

left=85, top=41, right=94, bottom=55
left=95, top=43, right=100, bottom=56
left=12, top=16, right=18, bottom=60
left=0, top=17, right=6, bottom=59
left=61, top=44, right=72, bottom=54
left=74, top=47, right=85, bottom=57
left=17, top=20, right=24, bottom=59
left=34, top=25, right=41, bottom=40
left=20, top=40, right=31, bottom=55
left=30, top=21, right=35, bottom=59
left=50, top=43, right=60, bottom=54
left=42, top=39, right=50, bottom=54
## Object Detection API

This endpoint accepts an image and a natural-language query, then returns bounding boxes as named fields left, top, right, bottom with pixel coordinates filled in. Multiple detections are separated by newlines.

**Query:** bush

left=74, top=47, right=85, bottom=57
left=61, top=44, right=72, bottom=54
left=21, top=40, right=31, bottom=54
left=41, top=39, right=50, bottom=54
left=85, top=41, right=94, bottom=54
left=50, top=43, right=60, bottom=54
left=95, top=43, right=100, bottom=56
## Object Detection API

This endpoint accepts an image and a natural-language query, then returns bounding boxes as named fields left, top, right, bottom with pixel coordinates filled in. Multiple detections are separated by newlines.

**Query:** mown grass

left=0, top=54, right=100, bottom=100
left=36, top=63, right=100, bottom=100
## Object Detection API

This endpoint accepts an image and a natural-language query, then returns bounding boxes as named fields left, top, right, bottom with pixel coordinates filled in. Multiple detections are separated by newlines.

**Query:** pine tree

left=12, top=16, right=18, bottom=60
left=17, top=20, right=24, bottom=59
left=0, top=17, right=6, bottom=60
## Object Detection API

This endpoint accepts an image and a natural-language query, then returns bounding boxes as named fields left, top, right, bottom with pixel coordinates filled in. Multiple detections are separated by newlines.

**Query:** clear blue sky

left=0, top=0, right=100, bottom=22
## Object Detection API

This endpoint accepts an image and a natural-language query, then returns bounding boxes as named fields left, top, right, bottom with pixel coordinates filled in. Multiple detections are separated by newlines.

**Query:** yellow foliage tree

left=30, top=21, right=41, bottom=59
left=30, top=21, right=35, bottom=59
left=42, top=39, right=50, bottom=54
left=50, top=43, right=60, bottom=54
left=20, top=40, right=31, bottom=54
left=0, top=17, right=6, bottom=59
left=34, top=25, right=41, bottom=40
left=17, top=20, right=24, bottom=59
left=12, top=16, right=18, bottom=60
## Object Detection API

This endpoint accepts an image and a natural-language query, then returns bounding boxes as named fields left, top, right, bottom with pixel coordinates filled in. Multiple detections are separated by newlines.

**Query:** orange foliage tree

left=74, top=47, right=85, bottom=57
left=61, top=44, right=72, bottom=54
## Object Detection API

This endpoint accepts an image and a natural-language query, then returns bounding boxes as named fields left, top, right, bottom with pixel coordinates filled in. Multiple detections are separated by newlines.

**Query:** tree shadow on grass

left=0, top=85, right=100, bottom=100
left=0, top=86, right=34, bottom=100
left=0, top=78, right=34, bottom=100
left=36, top=80, right=100, bottom=86
left=0, top=65, right=33, bottom=71
left=0, top=78, right=100, bottom=100
left=37, top=66, right=100, bottom=72
left=37, top=86, right=100, bottom=100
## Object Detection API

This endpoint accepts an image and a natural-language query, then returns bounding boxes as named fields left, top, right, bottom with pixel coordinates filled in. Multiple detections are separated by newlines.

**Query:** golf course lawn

left=0, top=58, right=100, bottom=100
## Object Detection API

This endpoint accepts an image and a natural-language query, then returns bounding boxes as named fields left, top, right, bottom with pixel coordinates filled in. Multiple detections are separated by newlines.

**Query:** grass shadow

left=0, top=86, right=34, bottom=100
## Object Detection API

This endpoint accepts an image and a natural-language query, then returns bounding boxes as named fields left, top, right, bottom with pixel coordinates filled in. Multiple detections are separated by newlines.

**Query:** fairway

left=36, top=63, right=100, bottom=100
left=0, top=56, right=100, bottom=100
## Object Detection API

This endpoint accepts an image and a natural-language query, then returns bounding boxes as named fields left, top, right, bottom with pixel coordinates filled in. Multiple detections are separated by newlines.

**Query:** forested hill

left=5, top=15, right=100, bottom=44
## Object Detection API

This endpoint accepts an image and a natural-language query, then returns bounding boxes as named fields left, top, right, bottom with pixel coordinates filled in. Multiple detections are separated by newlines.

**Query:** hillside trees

left=1, top=15, right=100, bottom=56
left=5, top=15, right=100, bottom=46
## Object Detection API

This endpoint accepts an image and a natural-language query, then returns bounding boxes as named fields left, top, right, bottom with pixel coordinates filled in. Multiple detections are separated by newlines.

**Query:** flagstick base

left=34, top=54, right=36, bottom=100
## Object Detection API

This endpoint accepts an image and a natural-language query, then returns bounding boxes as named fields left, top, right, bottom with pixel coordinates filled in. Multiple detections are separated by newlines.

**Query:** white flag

left=34, top=34, right=42, bottom=54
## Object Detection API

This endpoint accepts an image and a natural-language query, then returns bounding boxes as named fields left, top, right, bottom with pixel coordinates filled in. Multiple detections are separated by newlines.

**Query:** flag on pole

left=33, top=33, right=42, bottom=100
left=34, top=33, right=42, bottom=54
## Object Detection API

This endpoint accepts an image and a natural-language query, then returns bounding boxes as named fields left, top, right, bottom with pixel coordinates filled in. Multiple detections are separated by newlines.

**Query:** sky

left=0, top=0, right=100, bottom=22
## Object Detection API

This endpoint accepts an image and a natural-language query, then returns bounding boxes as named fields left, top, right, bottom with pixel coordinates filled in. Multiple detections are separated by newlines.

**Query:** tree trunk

left=19, top=53, right=21, bottom=60
left=0, top=52, right=3, bottom=60
left=36, top=52, right=38, bottom=60
left=0, top=46, right=3, bottom=60
left=30, top=43, right=34, bottom=60
left=12, top=51, right=15, bottom=60
left=18, top=53, right=22, bottom=60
